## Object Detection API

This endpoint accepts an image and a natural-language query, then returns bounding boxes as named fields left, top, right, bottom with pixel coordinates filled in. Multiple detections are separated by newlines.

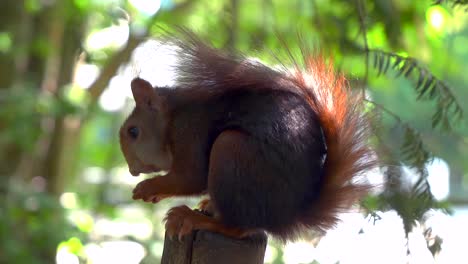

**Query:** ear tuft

left=131, top=78, right=156, bottom=107
left=131, top=77, right=152, bottom=89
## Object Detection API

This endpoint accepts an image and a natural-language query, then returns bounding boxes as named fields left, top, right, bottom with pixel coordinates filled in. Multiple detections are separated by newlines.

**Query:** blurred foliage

left=0, top=0, right=467, bottom=263
left=0, top=181, right=85, bottom=263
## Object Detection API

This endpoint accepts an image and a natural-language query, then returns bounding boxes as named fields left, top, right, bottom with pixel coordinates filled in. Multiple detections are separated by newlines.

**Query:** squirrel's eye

left=128, top=126, right=139, bottom=139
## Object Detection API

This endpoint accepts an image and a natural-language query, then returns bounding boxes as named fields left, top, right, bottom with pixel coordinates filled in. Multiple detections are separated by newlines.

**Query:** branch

left=356, top=0, right=369, bottom=89
left=86, top=0, right=198, bottom=110
left=87, top=35, right=143, bottom=105
left=226, top=0, right=239, bottom=52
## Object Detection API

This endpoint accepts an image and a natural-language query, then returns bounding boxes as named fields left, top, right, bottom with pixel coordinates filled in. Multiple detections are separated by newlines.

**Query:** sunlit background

left=1, top=0, right=467, bottom=263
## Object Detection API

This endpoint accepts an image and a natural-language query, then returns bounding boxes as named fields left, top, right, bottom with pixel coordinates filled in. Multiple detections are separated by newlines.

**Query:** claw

left=198, top=198, right=215, bottom=215
left=132, top=178, right=158, bottom=201
left=164, top=205, right=198, bottom=241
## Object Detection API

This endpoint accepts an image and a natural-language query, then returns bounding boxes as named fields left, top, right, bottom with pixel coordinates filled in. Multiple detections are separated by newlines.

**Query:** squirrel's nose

left=130, top=169, right=140, bottom=176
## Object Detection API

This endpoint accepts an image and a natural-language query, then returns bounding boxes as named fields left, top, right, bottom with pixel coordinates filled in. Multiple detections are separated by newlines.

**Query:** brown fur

left=119, top=30, right=377, bottom=241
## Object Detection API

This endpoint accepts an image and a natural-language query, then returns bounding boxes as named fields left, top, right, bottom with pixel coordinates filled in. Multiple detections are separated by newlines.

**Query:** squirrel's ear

left=131, top=78, right=163, bottom=110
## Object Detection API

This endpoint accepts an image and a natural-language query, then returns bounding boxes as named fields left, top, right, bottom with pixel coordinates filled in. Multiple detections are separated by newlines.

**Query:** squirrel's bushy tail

left=291, top=57, right=377, bottom=235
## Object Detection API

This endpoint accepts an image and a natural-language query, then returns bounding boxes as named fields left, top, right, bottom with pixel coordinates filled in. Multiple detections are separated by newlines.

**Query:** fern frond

left=365, top=99, right=434, bottom=171
left=433, top=0, right=468, bottom=10
left=401, top=127, right=433, bottom=171
left=383, top=169, right=435, bottom=241
left=369, top=50, right=463, bottom=131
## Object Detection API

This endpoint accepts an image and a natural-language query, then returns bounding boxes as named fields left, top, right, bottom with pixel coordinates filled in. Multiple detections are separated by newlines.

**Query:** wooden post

left=161, top=229, right=268, bottom=264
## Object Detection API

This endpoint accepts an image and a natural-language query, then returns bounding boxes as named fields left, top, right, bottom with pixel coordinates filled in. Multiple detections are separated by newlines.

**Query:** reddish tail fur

left=291, top=58, right=377, bottom=234
left=162, top=30, right=377, bottom=239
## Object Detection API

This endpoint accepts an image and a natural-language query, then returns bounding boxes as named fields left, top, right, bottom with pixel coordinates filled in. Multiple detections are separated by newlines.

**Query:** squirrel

left=119, top=31, right=377, bottom=241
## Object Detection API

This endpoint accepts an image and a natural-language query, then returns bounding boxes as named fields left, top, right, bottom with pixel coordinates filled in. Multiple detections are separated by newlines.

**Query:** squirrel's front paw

left=132, top=178, right=161, bottom=203
left=198, top=198, right=215, bottom=216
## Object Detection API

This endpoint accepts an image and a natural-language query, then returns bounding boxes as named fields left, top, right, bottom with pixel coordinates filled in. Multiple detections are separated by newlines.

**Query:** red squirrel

left=119, top=31, right=377, bottom=241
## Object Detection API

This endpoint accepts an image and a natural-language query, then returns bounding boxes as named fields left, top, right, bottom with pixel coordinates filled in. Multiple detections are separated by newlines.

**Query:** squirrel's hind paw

left=164, top=205, right=198, bottom=241
left=164, top=205, right=260, bottom=241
